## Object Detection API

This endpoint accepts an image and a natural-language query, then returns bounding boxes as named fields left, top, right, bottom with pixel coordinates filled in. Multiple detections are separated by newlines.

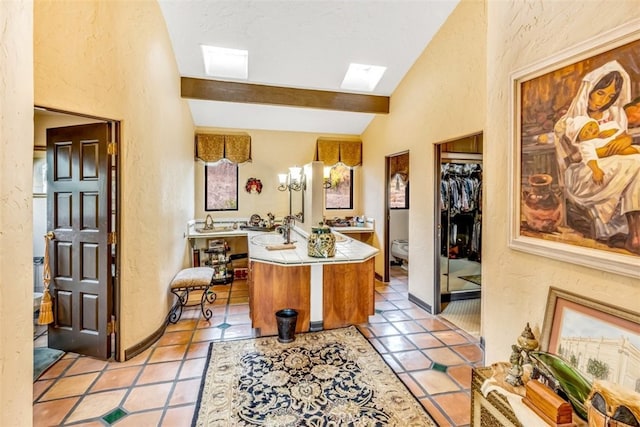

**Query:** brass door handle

left=46, top=231, right=55, bottom=240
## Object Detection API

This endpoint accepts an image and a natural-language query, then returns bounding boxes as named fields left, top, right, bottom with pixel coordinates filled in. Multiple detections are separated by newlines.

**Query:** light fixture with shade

left=277, top=166, right=305, bottom=192
left=323, top=166, right=332, bottom=189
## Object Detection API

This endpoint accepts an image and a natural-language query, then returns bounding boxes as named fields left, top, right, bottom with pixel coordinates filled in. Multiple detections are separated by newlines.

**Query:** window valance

left=195, top=133, right=252, bottom=163
left=314, top=138, right=362, bottom=167
left=389, top=152, right=409, bottom=181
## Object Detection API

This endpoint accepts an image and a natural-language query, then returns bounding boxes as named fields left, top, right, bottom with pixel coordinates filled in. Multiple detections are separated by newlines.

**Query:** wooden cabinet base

left=323, top=258, right=375, bottom=329
left=249, top=262, right=310, bottom=336
left=248, top=258, right=375, bottom=336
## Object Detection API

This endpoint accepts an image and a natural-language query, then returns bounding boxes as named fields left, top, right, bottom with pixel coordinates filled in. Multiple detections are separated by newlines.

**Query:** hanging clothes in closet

left=440, top=163, right=482, bottom=261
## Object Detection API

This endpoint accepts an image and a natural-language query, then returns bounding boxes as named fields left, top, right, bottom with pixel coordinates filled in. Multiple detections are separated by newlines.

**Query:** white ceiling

left=158, top=0, right=459, bottom=134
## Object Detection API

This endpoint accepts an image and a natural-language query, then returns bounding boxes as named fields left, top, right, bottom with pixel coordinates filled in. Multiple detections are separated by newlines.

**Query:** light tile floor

left=33, top=266, right=484, bottom=426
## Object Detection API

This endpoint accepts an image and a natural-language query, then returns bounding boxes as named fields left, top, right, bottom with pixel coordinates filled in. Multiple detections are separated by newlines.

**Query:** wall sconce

left=323, top=166, right=332, bottom=189
left=278, top=166, right=305, bottom=192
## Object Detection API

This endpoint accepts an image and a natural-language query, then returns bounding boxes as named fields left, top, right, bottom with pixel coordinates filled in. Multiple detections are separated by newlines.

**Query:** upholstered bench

left=168, top=267, right=216, bottom=323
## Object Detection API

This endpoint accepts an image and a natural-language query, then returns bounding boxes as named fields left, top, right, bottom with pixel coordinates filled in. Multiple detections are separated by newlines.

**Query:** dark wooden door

left=47, top=123, right=113, bottom=359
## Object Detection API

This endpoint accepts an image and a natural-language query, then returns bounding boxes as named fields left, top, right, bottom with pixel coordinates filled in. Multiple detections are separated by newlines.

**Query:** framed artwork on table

left=508, top=20, right=640, bottom=278
left=540, top=287, right=640, bottom=391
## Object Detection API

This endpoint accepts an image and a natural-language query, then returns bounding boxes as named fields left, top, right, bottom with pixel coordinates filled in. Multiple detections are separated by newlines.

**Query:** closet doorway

left=434, top=134, right=482, bottom=337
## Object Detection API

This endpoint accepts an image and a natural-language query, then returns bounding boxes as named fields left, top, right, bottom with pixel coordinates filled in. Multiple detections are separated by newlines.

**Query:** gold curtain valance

left=314, top=138, right=362, bottom=167
left=195, top=133, right=252, bottom=163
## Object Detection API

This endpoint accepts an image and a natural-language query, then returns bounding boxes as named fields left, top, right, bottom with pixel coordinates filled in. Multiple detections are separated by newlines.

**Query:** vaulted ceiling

left=158, top=1, right=459, bottom=134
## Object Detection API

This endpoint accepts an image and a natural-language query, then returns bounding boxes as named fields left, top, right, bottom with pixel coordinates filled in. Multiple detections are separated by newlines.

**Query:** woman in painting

left=554, top=60, right=640, bottom=255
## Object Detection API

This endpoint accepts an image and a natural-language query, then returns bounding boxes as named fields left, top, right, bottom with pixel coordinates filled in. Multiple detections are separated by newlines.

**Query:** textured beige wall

left=363, top=0, right=640, bottom=363
left=193, top=127, right=363, bottom=221
left=483, top=1, right=640, bottom=362
left=34, top=0, right=195, bottom=357
left=0, top=1, right=34, bottom=423
left=362, top=0, right=487, bottom=309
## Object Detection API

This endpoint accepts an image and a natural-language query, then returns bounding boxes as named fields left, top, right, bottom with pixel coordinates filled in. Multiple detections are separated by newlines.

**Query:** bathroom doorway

left=434, top=134, right=482, bottom=337
left=32, top=107, right=121, bottom=359
left=384, top=151, right=409, bottom=283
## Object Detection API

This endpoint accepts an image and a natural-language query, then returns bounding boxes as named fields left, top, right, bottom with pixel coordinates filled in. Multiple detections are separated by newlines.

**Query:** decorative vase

left=522, top=173, right=563, bottom=232
left=517, top=322, right=539, bottom=365
left=517, top=323, right=539, bottom=352
left=307, top=225, right=336, bottom=258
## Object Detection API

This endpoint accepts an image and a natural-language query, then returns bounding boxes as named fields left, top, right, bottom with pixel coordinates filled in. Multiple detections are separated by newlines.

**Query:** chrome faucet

left=276, top=215, right=295, bottom=244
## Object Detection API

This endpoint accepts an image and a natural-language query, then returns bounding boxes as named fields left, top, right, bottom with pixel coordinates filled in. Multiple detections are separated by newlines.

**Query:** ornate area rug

left=193, top=326, right=437, bottom=426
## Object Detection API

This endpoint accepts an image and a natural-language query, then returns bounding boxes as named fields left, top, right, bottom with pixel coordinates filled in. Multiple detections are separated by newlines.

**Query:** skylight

left=201, top=45, right=248, bottom=80
left=340, top=63, right=386, bottom=92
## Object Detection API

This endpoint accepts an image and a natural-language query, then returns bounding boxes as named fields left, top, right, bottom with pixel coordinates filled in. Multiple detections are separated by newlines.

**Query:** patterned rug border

left=192, top=325, right=438, bottom=426
left=193, top=339, right=216, bottom=427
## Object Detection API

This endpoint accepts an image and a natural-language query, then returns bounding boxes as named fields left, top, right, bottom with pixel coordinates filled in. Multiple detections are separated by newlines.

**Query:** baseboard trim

left=449, top=290, right=481, bottom=301
left=309, top=321, right=324, bottom=332
left=124, top=321, right=166, bottom=361
left=408, top=293, right=432, bottom=314
left=374, top=272, right=383, bottom=282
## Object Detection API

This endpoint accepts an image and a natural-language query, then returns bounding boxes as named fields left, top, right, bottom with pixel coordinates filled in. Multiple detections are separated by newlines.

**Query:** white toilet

left=391, top=239, right=409, bottom=269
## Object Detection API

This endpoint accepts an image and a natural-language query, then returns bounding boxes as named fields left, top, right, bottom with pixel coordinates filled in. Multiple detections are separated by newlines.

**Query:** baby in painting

left=567, top=115, right=640, bottom=184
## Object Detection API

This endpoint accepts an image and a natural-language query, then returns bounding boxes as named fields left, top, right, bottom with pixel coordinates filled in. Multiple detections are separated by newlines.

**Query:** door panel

left=47, top=123, right=112, bottom=359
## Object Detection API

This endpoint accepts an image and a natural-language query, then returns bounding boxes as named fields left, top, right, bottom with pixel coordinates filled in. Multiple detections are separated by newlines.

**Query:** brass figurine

left=505, top=323, right=539, bottom=387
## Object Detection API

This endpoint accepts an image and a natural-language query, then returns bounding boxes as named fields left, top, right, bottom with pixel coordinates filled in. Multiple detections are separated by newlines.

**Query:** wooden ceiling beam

left=181, top=77, right=389, bottom=114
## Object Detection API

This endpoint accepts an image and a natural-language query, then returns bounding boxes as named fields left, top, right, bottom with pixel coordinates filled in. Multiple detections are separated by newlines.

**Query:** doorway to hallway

left=384, top=151, right=409, bottom=283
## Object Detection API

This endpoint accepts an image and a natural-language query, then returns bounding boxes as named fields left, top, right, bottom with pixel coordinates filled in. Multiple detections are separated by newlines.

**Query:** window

left=325, top=164, right=353, bottom=210
left=205, top=161, right=238, bottom=211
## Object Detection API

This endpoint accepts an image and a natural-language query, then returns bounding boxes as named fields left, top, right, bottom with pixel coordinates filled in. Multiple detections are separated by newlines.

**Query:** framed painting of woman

left=509, top=20, right=640, bottom=278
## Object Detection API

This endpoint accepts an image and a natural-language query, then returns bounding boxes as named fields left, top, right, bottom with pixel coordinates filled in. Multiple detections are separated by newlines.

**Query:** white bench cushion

left=170, top=267, right=215, bottom=289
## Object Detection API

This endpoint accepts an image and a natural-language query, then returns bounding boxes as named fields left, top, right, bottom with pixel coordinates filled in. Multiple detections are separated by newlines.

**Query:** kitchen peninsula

left=186, top=220, right=379, bottom=335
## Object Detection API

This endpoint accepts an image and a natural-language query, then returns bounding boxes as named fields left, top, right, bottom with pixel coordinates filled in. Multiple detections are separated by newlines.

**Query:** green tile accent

left=432, top=362, right=448, bottom=372
left=102, top=407, right=127, bottom=424
left=217, top=322, right=231, bottom=329
left=375, top=309, right=384, bottom=314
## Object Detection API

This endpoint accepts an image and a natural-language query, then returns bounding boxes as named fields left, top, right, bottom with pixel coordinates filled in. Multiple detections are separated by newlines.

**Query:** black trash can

left=275, top=308, right=298, bottom=343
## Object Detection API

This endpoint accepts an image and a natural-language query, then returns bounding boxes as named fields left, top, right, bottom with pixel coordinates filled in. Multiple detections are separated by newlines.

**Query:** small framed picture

left=540, top=287, right=640, bottom=390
